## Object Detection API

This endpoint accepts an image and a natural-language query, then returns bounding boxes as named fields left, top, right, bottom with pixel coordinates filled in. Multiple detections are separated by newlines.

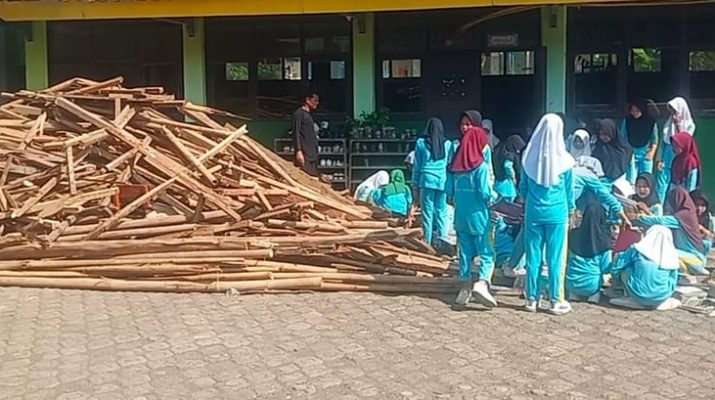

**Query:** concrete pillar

left=25, top=21, right=48, bottom=90
left=541, top=6, right=567, bottom=113
left=182, top=17, right=206, bottom=105
left=352, top=13, right=375, bottom=118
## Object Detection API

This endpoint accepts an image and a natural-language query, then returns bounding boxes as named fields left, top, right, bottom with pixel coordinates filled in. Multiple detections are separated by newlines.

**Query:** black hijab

left=690, top=189, right=710, bottom=227
left=422, top=117, right=446, bottom=161
left=630, top=173, right=659, bottom=207
left=461, top=110, right=483, bottom=129
left=569, top=198, right=611, bottom=258
left=668, top=187, right=705, bottom=253
left=625, top=99, right=658, bottom=148
left=493, top=134, right=526, bottom=182
left=592, top=119, right=633, bottom=179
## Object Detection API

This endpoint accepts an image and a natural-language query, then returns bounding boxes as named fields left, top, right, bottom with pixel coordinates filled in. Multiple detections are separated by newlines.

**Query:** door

left=425, top=51, right=481, bottom=139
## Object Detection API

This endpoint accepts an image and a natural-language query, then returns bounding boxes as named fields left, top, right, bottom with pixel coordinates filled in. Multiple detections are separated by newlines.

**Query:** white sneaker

left=472, top=280, right=498, bottom=308
left=523, top=299, right=538, bottom=313
left=548, top=300, right=572, bottom=315
left=455, top=288, right=472, bottom=305
left=587, top=292, right=601, bottom=304
left=656, top=297, right=682, bottom=311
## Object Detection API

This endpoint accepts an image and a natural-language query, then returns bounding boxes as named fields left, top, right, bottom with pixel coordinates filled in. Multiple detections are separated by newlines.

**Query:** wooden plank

left=65, top=146, right=77, bottom=195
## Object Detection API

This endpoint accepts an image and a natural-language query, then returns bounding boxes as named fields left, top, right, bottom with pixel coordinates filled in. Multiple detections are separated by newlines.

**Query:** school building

left=1, top=0, right=715, bottom=189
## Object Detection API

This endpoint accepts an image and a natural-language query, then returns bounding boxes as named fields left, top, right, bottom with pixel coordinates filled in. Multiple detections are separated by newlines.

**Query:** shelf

left=351, top=166, right=404, bottom=170
left=275, top=138, right=346, bottom=142
left=351, top=139, right=416, bottom=142
left=318, top=166, right=346, bottom=170
left=317, top=152, right=346, bottom=156
left=351, top=152, right=408, bottom=156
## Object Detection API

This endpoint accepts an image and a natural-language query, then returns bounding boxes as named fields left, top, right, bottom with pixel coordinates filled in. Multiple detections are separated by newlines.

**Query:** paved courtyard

left=0, top=287, right=714, bottom=400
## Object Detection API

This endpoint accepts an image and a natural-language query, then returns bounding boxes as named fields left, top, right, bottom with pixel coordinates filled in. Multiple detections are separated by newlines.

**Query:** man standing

left=292, top=91, right=320, bottom=175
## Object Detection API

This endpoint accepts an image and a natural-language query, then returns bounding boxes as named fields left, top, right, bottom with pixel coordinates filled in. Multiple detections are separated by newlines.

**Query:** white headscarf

left=569, top=129, right=592, bottom=158
left=354, top=170, right=389, bottom=202
left=633, top=225, right=680, bottom=270
left=575, top=155, right=605, bottom=178
left=663, top=97, right=695, bottom=144
left=612, top=178, right=635, bottom=198
left=482, top=119, right=500, bottom=149
left=404, top=151, right=415, bottom=166
left=522, top=113, right=575, bottom=187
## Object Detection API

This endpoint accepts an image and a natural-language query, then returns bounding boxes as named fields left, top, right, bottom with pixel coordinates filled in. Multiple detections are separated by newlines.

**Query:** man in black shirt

left=292, top=92, right=320, bottom=176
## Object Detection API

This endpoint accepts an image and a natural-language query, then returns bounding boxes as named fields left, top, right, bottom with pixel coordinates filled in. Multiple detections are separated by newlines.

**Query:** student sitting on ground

left=635, top=187, right=708, bottom=276
left=372, top=169, right=413, bottom=217
left=690, top=189, right=714, bottom=255
left=566, top=198, right=612, bottom=303
left=630, top=173, right=663, bottom=216
left=354, top=170, right=389, bottom=203
left=608, top=225, right=679, bottom=310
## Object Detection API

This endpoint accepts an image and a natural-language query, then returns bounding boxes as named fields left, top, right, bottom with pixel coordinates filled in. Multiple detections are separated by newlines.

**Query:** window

left=481, top=52, right=504, bottom=76
left=225, top=62, right=249, bottom=81
left=482, top=51, right=534, bottom=76
left=382, top=59, right=421, bottom=78
left=258, top=57, right=301, bottom=80
left=308, top=61, right=346, bottom=80
left=630, top=48, right=662, bottom=73
left=689, top=50, right=715, bottom=72
left=506, top=51, right=534, bottom=75
left=574, top=53, right=618, bottom=74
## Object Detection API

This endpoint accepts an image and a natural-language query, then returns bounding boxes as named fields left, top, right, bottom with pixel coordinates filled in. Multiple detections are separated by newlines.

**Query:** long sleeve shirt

left=448, top=162, right=494, bottom=235
left=636, top=215, right=706, bottom=258
left=573, top=172, right=623, bottom=216
left=411, top=138, right=456, bottom=191
left=519, top=168, right=575, bottom=225
left=292, top=108, right=318, bottom=161
left=495, top=159, right=518, bottom=199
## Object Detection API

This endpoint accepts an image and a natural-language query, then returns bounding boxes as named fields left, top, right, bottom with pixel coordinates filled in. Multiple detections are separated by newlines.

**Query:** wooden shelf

left=351, top=139, right=416, bottom=142
left=351, top=152, right=407, bottom=156
left=351, top=166, right=404, bottom=170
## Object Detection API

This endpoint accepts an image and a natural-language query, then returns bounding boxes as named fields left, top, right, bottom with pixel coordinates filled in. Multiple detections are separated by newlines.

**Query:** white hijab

left=575, top=155, right=605, bottom=178
left=522, top=114, right=575, bottom=187
left=663, top=97, right=695, bottom=144
left=569, top=129, right=592, bottom=158
left=633, top=225, right=680, bottom=270
left=354, top=170, right=389, bottom=201
left=483, top=119, right=500, bottom=149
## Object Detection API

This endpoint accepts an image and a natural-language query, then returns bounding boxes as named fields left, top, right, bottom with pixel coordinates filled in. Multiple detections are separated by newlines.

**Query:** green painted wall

left=25, top=21, right=48, bottom=90
left=695, top=117, right=715, bottom=197
left=248, top=121, right=291, bottom=148
left=182, top=17, right=206, bottom=104
left=0, top=22, right=7, bottom=92
left=541, top=6, right=566, bottom=113
left=352, top=13, right=376, bottom=117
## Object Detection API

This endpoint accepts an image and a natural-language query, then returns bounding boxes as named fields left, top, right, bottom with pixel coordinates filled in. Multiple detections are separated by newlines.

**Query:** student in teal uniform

left=412, top=118, right=455, bottom=245
left=669, top=132, right=701, bottom=193
left=372, top=169, right=413, bottom=217
left=448, top=122, right=497, bottom=307
left=630, top=173, right=663, bottom=216
left=460, top=110, right=495, bottom=189
left=635, top=187, right=708, bottom=276
left=690, top=189, right=713, bottom=261
left=493, top=134, right=526, bottom=201
left=519, top=113, right=576, bottom=315
left=657, top=97, right=696, bottom=203
left=592, top=119, right=633, bottom=187
left=609, top=225, right=679, bottom=310
left=566, top=199, right=612, bottom=303
left=621, top=99, right=659, bottom=183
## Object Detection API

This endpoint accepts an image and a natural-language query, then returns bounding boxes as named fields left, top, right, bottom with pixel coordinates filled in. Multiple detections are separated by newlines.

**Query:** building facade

left=2, top=0, right=715, bottom=188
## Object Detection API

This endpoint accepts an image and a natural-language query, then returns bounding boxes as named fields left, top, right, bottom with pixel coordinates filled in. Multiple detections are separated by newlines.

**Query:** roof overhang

left=0, top=0, right=656, bottom=22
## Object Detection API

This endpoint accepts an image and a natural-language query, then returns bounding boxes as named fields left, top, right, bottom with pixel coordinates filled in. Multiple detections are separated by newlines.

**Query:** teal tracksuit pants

left=457, top=231, right=495, bottom=282
left=420, top=188, right=448, bottom=245
left=524, top=222, right=568, bottom=302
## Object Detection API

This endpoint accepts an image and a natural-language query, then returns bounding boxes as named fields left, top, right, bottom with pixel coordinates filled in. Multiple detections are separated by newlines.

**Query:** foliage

left=689, top=51, right=715, bottom=72
left=632, top=48, right=661, bottom=73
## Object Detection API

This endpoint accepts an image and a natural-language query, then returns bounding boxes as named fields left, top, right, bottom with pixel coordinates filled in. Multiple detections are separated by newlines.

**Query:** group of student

left=352, top=96, right=711, bottom=315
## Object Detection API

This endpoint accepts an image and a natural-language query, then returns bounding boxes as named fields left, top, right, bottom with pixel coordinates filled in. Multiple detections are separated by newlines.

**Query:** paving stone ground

left=1, top=287, right=714, bottom=400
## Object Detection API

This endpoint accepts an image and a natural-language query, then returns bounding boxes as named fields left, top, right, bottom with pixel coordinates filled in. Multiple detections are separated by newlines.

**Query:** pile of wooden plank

left=0, top=77, right=457, bottom=294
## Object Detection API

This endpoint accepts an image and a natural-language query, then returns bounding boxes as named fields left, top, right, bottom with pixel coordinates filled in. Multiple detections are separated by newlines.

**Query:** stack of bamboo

left=0, top=77, right=457, bottom=294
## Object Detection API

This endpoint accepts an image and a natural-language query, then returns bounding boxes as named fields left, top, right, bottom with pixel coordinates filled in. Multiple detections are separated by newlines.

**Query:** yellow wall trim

left=0, top=0, right=634, bottom=21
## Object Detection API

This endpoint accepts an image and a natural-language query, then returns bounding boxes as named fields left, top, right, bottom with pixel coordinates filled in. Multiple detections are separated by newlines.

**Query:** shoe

left=587, top=292, right=601, bottom=304
left=548, top=300, right=572, bottom=315
left=455, top=288, right=472, bottom=306
left=523, top=299, right=538, bottom=313
left=472, top=280, right=498, bottom=308
left=656, top=297, right=682, bottom=311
